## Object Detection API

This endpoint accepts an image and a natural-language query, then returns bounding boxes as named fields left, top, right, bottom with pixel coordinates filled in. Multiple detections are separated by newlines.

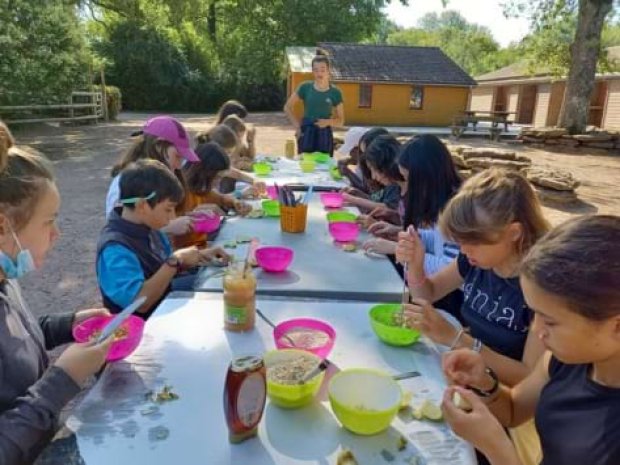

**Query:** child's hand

left=369, top=205, right=401, bottom=225
left=403, top=298, right=458, bottom=346
left=54, top=339, right=113, bottom=386
left=442, top=387, right=514, bottom=461
left=240, top=185, right=259, bottom=199
left=341, top=192, right=359, bottom=205
left=362, top=238, right=396, bottom=255
left=200, top=246, right=231, bottom=265
left=368, top=221, right=399, bottom=239
left=356, top=214, right=376, bottom=229
left=162, top=216, right=193, bottom=235
left=246, top=125, right=256, bottom=144
left=174, top=246, right=203, bottom=267
left=395, top=228, right=425, bottom=269
left=73, top=308, right=111, bottom=327
left=252, top=181, right=267, bottom=194
left=234, top=200, right=252, bottom=216
left=442, top=349, right=490, bottom=390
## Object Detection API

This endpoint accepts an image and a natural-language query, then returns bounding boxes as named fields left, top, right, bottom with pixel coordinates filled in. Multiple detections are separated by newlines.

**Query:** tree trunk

left=208, top=1, right=217, bottom=42
left=558, top=0, right=612, bottom=134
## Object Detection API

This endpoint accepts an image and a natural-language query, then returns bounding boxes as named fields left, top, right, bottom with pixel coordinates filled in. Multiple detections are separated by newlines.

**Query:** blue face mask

left=0, top=227, right=36, bottom=279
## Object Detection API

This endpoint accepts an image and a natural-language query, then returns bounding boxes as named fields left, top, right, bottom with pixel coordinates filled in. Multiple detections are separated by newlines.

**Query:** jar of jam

left=285, top=139, right=296, bottom=159
left=223, top=355, right=267, bottom=443
left=223, top=261, right=257, bottom=332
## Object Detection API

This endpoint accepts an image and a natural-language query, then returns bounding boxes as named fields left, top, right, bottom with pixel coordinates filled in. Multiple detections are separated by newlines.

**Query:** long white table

left=253, top=157, right=346, bottom=189
left=63, top=294, right=475, bottom=465
left=193, top=198, right=403, bottom=302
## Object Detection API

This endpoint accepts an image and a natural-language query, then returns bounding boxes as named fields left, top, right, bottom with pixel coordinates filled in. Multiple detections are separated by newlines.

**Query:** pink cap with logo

left=142, top=116, right=199, bottom=162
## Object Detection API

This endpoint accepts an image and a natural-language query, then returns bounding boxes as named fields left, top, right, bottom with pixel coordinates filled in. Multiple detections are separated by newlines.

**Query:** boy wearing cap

left=97, top=160, right=229, bottom=319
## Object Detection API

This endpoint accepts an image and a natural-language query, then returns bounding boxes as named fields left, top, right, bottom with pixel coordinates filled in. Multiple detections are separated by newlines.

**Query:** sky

left=384, top=0, right=531, bottom=47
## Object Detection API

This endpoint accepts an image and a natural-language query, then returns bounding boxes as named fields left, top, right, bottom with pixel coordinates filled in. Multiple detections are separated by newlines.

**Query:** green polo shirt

left=297, top=81, right=343, bottom=120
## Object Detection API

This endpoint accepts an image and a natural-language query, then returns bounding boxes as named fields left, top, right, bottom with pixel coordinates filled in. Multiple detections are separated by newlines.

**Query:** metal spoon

left=256, top=308, right=296, bottom=347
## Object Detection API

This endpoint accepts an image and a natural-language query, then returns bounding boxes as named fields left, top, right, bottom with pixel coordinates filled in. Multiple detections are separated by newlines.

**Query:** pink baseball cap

left=142, top=116, right=199, bottom=162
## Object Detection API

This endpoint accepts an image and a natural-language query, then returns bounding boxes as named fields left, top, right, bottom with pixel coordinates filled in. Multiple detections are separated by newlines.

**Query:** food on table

left=267, top=353, right=317, bottom=385
left=277, top=327, right=330, bottom=350
left=417, top=399, right=443, bottom=421
left=397, top=434, right=408, bottom=451
left=147, top=385, right=180, bottom=403
left=88, top=325, right=129, bottom=343
left=453, top=391, right=473, bottom=412
left=148, top=425, right=170, bottom=441
left=342, top=243, right=357, bottom=252
left=247, top=209, right=264, bottom=219
left=399, top=391, right=413, bottom=410
left=337, top=449, right=359, bottom=465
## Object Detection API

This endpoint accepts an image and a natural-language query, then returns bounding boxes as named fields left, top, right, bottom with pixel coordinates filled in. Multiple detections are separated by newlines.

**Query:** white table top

left=65, top=294, right=475, bottom=465
left=253, top=157, right=346, bottom=189
left=193, top=199, right=403, bottom=302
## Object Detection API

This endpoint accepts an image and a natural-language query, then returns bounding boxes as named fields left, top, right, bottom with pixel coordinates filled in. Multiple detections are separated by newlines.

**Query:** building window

left=359, top=84, right=372, bottom=108
left=409, top=86, right=424, bottom=110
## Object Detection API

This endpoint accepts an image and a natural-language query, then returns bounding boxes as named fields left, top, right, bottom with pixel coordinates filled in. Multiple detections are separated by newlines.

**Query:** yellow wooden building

left=285, top=43, right=476, bottom=127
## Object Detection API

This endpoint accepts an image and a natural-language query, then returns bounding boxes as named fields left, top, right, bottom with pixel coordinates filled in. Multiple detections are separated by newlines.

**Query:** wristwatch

left=165, top=255, right=182, bottom=273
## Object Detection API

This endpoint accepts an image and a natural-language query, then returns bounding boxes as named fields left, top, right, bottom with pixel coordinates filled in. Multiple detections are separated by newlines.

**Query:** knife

left=94, top=296, right=146, bottom=344
left=392, top=370, right=422, bottom=381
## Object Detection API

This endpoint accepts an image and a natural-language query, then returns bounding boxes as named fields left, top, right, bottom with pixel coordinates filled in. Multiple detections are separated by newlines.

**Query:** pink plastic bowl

left=73, top=315, right=145, bottom=362
left=320, top=192, right=344, bottom=209
left=266, top=185, right=278, bottom=200
left=328, top=221, right=360, bottom=243
left=274, top=318, right=336, bottom=359
left=192, top=213, right=222, bottom=234
left=255, top=246, right=294, bottom=272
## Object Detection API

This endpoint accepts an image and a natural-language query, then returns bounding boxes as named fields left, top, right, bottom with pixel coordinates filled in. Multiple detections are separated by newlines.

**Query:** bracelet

left=449, top=329, right=465, bottom=350
left=471, top=338, right=483, bottom=353
left=468, top=367, right=499, bottom=398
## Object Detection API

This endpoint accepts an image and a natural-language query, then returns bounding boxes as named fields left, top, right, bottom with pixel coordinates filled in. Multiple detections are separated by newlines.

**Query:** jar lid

left=231, top=355, right=263, bottom=373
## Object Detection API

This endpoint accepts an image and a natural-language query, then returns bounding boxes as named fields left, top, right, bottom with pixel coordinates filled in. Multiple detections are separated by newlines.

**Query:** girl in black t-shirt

left=441, top=215, right=620, bottom=465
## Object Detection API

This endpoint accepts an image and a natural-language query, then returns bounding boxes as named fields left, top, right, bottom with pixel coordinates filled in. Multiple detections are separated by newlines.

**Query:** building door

left=588, top=81, right=608, bottom=128
left=517, top=85, right=537, bottom=124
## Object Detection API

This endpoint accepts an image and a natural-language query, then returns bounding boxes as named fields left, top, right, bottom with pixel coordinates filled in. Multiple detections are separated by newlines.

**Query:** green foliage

left=0, top=0, right=91, bottom=106
left=386, top=10, right=514, bottom=77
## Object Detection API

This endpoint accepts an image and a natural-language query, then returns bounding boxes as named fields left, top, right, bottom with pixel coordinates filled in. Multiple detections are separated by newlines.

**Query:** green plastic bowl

left=253, top=162, right=272, bottom=176
left=329, top=369, right=402, bottom=435
left=313, top=152, right=331, bottom=164
left=326, top=210, right=357, bottom=223
left=330, top=166, right=343, bottom=180
left=369, top=303, right=421, bottom=346
left=265, top=349, right=325, bottom=409
left=300, top=160, right=316, bottom=173
left=302, top=153, right=317, bottom=162
left=261, top=199, right=280, bottom=217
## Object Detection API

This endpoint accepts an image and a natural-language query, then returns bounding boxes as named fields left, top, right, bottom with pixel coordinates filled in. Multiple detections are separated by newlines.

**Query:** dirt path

left=10, top=112, right=620, bottom=318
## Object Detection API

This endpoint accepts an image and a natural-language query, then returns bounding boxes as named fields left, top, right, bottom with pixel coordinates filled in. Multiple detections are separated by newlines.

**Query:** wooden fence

left=0, top=91, right=105, bottom=125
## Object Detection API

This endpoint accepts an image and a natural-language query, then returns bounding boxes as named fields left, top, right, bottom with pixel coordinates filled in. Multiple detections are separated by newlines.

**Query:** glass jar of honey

left=223, top=261, right=257, bottom=332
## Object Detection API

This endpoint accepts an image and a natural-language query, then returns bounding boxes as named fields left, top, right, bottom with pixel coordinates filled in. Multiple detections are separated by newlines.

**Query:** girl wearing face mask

left=105, top=116, right=200, bottom=237
left=0, top=137, right=112, bottom=464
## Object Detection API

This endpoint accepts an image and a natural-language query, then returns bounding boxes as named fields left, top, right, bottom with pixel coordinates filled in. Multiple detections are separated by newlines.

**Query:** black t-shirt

left=536, top=357, right=620, bottom=465
left=457, top=253, right=530, bottom=360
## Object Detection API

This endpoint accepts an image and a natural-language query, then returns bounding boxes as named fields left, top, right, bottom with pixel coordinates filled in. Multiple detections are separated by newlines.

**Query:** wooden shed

left=470, top=46, right=620, bottom=129
left=285, top=43, right=476, bottom=127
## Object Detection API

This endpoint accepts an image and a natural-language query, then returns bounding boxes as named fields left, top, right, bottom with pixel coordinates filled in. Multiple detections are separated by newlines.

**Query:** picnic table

left=451, top=111, right=514, bottom=141
left=192, top=198, right=404, bottom=303
left=57, top=293, right=476, bottom=465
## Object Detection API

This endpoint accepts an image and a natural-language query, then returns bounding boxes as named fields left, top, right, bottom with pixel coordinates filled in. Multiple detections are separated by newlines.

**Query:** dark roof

left=317, top=42, right=476, bottom=87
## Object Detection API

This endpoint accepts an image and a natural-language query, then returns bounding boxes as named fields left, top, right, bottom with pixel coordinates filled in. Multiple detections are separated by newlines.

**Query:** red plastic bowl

left=266, top=185, right=278, bottom=200
left=255, top=246, right=294, bottom=272
left=73, top=315, right=145, bottom=362
left=320, top=192, right=344, bottom=209
left=274, top=318, right=336, bottom=359
left=328, top=221, right=360, bottom=243
left=192, top=213, right=222, bottom=234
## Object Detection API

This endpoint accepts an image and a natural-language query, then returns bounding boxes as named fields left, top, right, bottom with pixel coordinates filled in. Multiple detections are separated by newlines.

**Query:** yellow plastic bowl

left=264, top=349, right=325, bottom=409
left=300, top=160, right=316, bottom=173
left=328, top=369, right=401, bottom=435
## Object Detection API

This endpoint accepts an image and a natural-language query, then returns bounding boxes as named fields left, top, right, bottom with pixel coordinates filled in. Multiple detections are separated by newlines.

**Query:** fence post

left=100, top=68, right=108, bottom=122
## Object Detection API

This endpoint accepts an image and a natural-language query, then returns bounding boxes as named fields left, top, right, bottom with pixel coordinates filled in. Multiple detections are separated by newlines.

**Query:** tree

left=0, top=0, right=91, bottom=105
left=505, top=0, right=616, bottom=133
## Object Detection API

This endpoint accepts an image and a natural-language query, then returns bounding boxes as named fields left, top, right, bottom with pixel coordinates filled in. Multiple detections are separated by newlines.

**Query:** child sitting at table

left=441, top=215, right=620, bottom=465
left=174, top=142, right=252, bottom=249
left=221, top=114, right=255, bottom=172
left=97, top=160, right=230, bottom=319
left=195, top=125, right=265, bottom=196
left=0, top=142, right=112, bottom=464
